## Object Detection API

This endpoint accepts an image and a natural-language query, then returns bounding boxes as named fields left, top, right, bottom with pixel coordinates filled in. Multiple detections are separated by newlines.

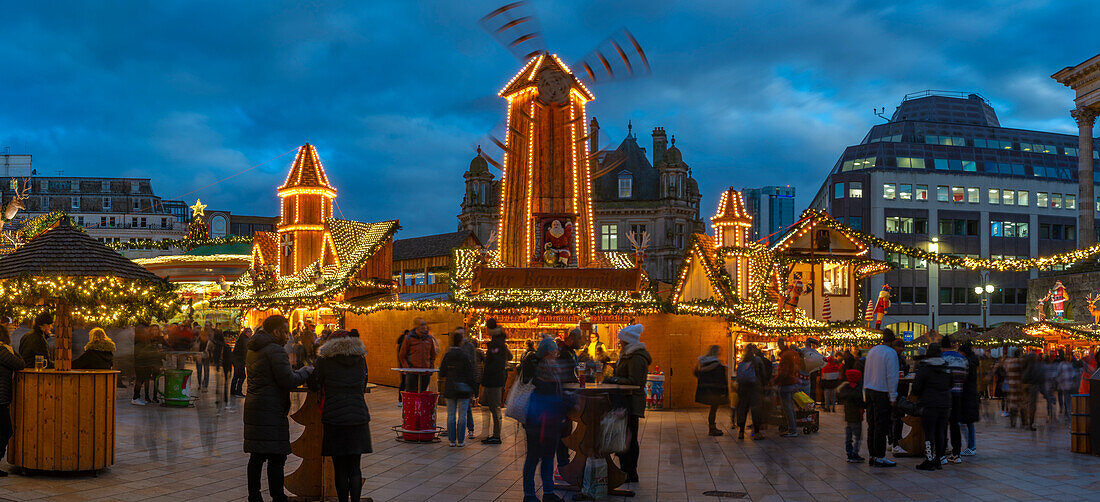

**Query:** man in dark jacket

left=18, top=313, right=53, bottom=369
left=912, top=343, right=952, bottom=471
left=230, top=328, right=250, bottom=397
left=480, top=319, right=511, bottom=444
left=244, top=315, right=311, bottom=502
left=0, top=325, right=25, bottom=476
left=604, top=324, right=651, bottom=483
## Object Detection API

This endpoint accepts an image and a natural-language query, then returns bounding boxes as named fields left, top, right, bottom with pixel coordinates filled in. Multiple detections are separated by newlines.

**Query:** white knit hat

left=618, top=324, right=644, bottom=345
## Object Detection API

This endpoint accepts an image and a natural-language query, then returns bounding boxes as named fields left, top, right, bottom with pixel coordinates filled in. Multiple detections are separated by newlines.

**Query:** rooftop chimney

left=589, top=117, right=600, bottom=154
left=652, top=127, right=667, bottom=166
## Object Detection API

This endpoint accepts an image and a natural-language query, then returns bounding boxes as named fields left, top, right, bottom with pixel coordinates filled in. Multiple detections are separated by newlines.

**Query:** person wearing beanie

left=604, top=324, right=651, bottom=483
left=72, top=327, right=116, bottom=370
left=837, top=369, right=865, bottom=463
left=520, top=333, right=567, bottom=502
left=19, top=312, right=54, bottom=369
left=480, top=319, right=511, bottom=444
left=439, top=328, right=476, bottom=447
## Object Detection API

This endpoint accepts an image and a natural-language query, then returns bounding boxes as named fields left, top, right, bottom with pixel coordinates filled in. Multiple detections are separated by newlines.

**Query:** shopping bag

left=793, top=391, right=815, bottom=410
left=504, top=380, right=534, bottom=424
left=598, top=408, right=630, bottom=454
left=581, top=457, right=609, bottom=499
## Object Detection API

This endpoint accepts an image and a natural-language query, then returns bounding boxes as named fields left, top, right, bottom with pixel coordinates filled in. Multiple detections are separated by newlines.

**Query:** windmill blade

left=480, top=2, right=546, bottom=61
left=577, top=28, right=651, bottom=85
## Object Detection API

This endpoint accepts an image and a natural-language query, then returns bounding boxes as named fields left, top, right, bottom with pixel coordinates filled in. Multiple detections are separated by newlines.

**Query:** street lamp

left=974, top=282, right=994, bottom=330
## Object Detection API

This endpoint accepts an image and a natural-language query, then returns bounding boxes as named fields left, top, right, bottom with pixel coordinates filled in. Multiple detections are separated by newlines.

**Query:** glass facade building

left=742, top=185, right=796, bottom=244
left=810, top=91, right=1100, bottom=334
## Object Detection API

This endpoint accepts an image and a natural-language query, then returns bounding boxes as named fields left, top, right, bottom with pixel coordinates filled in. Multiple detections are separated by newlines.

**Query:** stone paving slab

left=0, top=370, right=1098, bottom=501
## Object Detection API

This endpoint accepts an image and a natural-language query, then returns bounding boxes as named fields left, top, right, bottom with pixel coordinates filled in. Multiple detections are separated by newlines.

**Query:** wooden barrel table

left=8, top=369, right=118, bottom=472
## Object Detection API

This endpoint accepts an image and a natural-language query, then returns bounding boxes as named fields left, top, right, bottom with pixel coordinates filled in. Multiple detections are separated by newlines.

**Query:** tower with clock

left=495, top=53, right=598, bottom=267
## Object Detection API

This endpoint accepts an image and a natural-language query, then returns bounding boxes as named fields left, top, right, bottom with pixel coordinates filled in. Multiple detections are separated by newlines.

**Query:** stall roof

left=0, top=216, right=161, bottom=281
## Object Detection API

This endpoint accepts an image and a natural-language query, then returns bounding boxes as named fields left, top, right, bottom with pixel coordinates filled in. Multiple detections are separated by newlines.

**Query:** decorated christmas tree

left=186, top=199, right=209, bottom=243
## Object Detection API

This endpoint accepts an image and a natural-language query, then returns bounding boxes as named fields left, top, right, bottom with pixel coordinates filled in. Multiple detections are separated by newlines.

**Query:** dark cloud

left=0, top=0, right=1094, bottom=236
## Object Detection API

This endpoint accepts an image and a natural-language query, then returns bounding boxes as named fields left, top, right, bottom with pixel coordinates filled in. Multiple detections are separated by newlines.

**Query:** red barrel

left=401, top=391, right=438, bottom=441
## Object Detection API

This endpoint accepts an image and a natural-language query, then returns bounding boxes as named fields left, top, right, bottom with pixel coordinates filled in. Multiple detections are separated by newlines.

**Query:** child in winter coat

left=837, top=369, right=865, bottom=463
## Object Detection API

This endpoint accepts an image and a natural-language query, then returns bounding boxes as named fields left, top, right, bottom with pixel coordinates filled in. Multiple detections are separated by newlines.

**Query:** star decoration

left=190, top=199, right=207, bottom=217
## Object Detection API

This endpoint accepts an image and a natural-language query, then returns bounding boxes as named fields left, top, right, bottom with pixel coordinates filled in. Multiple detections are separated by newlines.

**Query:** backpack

left=736, top=360, right=758, bottom=383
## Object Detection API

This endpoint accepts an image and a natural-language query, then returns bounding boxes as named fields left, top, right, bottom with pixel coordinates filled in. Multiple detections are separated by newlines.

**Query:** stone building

left=458, top=120, right=703, bottom=283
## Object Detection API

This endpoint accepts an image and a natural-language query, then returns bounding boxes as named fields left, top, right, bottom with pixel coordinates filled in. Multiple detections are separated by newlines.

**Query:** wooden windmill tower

left=480, top=2, right=651, bottom=268
left=712, top=188, right=753, bottom=299
left=496, top=54, right=598, bottom=267
left=277, top=144, right=336, bottom=275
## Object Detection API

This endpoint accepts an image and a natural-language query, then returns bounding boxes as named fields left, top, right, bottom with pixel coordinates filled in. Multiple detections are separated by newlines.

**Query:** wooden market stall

left=0, top=216, right=179, bottom=472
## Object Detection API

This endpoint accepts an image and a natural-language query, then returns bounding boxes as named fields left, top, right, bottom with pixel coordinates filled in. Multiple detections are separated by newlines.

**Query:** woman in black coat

left=911, top=343, right=952, bottom=471
left=479, top=319, right=511, bottom=444
left=72, top=328, right=115, bottom=370
left=244, top=316, right=311, bottom=502
left=0, top=325, right=25, bottom=476
left=438, top=329, right=475, bottom=447
left=308, top=331, right=371, bottom=502
left=694, top=344, right=729, bottom=436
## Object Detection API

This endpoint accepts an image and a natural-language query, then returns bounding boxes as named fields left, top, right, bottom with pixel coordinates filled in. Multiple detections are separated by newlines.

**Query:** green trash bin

left=155, top=369, right=194, bottom=407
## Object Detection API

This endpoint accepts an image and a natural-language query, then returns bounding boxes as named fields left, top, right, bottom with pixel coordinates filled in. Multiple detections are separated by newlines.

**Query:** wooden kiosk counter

left=8, top=369, right=119, bottom=472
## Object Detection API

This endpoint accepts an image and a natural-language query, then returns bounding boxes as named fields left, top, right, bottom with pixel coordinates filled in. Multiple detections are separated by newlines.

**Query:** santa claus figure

left=1046, top=280, right=1068, bottom=320
left=542, top=219, right=573, bottom=267
left=872, top=284, right=891, bottom=329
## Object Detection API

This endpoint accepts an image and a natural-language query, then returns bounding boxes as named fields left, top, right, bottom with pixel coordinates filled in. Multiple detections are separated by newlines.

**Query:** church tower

left=459, top=147, right=498, bottom=244
left=495, top=53, right=598, bottom=267
left=277, top=144, right=335, bottom=276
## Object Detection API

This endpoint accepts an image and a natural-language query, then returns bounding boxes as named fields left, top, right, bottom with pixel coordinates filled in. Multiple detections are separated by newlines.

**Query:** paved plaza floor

left=0, top=378, right=1098, bottom=502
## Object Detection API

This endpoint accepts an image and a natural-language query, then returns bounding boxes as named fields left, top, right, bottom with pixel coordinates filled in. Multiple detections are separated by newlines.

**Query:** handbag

left=793, top=391, right=815, bottom=410
left=598, top=408, right=631, bottom=454
left=581, top=457, right=608, bottom=499
left=505, top=379, right=534, bottom=424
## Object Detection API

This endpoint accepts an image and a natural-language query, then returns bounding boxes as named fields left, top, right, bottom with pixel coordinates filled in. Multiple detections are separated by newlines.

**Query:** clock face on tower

left=537, top=68, right=570, bottom=104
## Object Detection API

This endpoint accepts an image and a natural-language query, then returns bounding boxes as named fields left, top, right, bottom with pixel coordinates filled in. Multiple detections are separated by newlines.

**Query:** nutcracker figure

left=871, top=284, right=891, bottom=329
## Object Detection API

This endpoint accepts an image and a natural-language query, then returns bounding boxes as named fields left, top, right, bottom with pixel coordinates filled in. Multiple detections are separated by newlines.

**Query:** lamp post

left=929, top=237, right=939, bottom=333
left=974, top=278, right=995, bottom=330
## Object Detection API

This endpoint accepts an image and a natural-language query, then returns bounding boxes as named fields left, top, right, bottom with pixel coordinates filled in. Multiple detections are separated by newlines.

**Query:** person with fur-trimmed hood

left=72, top=327, right=115, bottom=370
left=604, top=324, right=651, bottom=484
left=308, top=330, right=371, bottom=502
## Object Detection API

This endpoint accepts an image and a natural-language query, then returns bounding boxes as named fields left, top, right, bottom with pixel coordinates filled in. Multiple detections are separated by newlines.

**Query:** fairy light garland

left=0, top=275, right=181, bottom=326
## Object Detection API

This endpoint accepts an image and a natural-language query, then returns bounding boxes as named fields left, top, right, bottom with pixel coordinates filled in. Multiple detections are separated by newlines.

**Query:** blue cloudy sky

left=0, top=1, right=1096, bottom=237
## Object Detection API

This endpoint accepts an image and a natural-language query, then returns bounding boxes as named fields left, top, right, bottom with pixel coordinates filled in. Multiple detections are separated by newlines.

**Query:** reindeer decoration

left=478, top=230, right=498, bottom=264
left=1085, top=293, right=1100, bottom=325
left=625, top=230, right=650, bottom=267
left=1, top=178, right=30, bottom=246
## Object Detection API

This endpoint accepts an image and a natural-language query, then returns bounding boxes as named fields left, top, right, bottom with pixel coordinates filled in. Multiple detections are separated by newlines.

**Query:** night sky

left=1, top=1, right=1096, bottom=237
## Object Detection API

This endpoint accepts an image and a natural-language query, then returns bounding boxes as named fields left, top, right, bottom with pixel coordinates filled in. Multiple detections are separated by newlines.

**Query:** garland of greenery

left=107, top=235, right=253, bottom=251
left=0, top=275, right=182, bottom=326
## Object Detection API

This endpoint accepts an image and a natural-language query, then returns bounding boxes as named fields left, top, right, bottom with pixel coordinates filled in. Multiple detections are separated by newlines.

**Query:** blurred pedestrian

left=0, top=325, right=25, bottom=476
left=231, top=328, right=251, bottom=398
left=604, top=324, right=650, bottom=483
left=439, top=328, right=475, bottom=447
left=480, top=319, right=511, bottom=444
left=837, top=369, right=864, bottom=463
left=913, top=343, right=951, bottom=471
left=521, top=335, right=567, bottom=502
left=694, top=344, right=728, bottom=436
left=734, top=344, right=766, bottom=440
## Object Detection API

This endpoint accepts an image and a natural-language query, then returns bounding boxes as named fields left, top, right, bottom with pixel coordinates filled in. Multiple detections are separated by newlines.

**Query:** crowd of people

left=696, top=328, right=1099, bottom=472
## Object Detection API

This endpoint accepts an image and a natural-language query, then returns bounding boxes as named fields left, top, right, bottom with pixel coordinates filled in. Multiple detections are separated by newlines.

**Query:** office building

left=809, top=91, right=1100, bottom=334
left=741, top=185, right=795, bottom=244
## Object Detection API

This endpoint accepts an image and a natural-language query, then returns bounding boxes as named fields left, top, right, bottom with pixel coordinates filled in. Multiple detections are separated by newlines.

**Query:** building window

left=896, top=157, right=926, bottom=169
left=952, top=186, right=964, bottom=203
left=131, top=181, right=139, bottom=193
left=109, top=217, right=116, bottom=227
left=71, top=197, right=79, bottom=209
left=618, top=172, right=633, bottom=198
left=849, top=182, right=863, bottom=198
left=1018, top=191, right=1028, bottom=206
left=103, top=197, right=111, bottom=210
left=1037, top=192, right=1048, bottom=207
left=834, top=183, right=845, bottom=199
left=883, top=183, right=896, bottom=200
left=102, top=181, right=110, bottom=192
left=936, top=185, right=949, bottom=202
left=848, top=216, right=862, bottom=230
left=988, top=189, right=1000, bottom=204
left=898, top=184, right=912, bottom=200
left=676, top=223, right=685, bottom=248
left=915, top=185, right=928, bottom=200
left=1003, top=190, right=1015, bottom=205
left=100, top=217, right=106, bottom=227
left=131, top=217, right=137, bottom=227
left=76, top=216, right=84, bottom=226
left=133, top=199, right=141, bottom=210
left=1052, top=193, right=1062, bottom=209
left=841, top=157, right=876, bottom=171
left=630, top=224, right=647, bottom=237
left=600, top=224, right=618, bottom=251
left=140, top=217, right=146, bottom=228
left=1066, top=194, right=1077, bottom=210
left=161, top=217, right=168, bottom=228
left=967, top=187, right=979, bottom=203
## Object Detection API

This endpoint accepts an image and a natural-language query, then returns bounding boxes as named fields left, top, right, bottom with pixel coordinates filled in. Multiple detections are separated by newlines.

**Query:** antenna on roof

left=873, top=107, right=890, bottom=122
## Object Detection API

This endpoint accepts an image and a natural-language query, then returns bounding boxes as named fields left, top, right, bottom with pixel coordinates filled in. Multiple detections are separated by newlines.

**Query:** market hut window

left=823, top=262, right=849, bottom=296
